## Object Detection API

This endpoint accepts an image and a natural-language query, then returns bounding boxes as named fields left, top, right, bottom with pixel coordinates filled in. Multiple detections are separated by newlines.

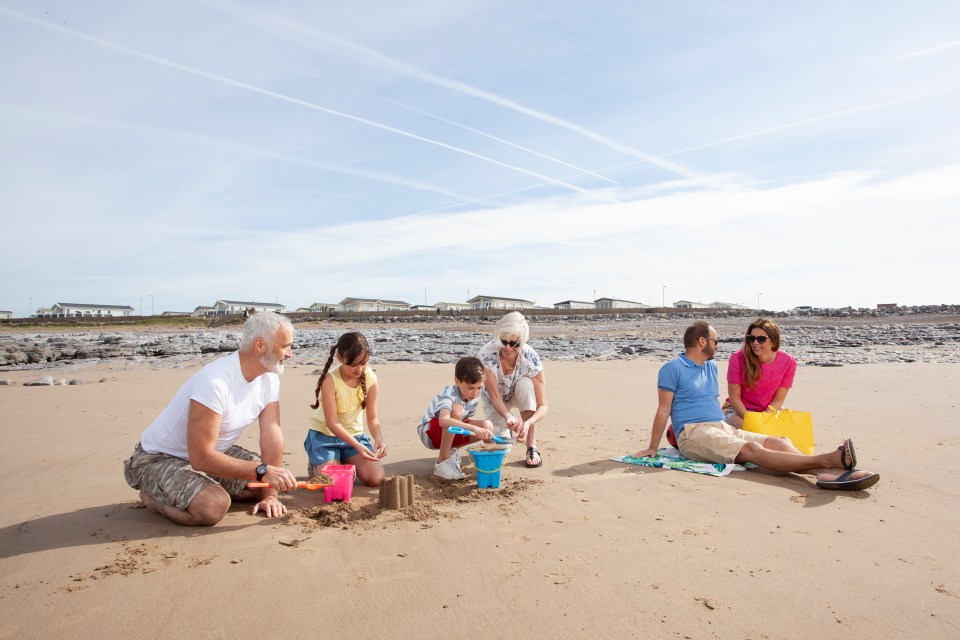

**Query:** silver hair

left=240, top=311, right=293, bottom=349
left=494, top=311, right=530, bottom=347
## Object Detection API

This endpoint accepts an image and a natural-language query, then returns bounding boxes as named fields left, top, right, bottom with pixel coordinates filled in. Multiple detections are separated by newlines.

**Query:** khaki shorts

left=123, top=443, right=259, bottom=511
left=482, top=376, right=537, bottom=437
left=677, top=421, right=769, bottom=464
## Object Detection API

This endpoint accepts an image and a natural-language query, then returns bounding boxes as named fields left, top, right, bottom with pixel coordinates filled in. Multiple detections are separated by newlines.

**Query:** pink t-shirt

left=727, top=349, right=797, bottom=412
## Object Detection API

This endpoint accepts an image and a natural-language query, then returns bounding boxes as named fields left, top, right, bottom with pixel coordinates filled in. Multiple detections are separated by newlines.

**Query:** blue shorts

left=304, top=430, right=374, bottom=466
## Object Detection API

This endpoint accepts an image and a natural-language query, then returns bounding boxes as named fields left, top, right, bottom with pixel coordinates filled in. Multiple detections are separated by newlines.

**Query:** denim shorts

left=304, top=430, right=374, bottom=466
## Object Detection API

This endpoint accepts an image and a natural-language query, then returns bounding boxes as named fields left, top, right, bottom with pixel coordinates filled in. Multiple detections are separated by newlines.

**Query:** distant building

left=594, top=297, right=649, bottom=309
left=554, top=300, right=595, bottom=309
left=306, top=302, right=343, bottom=313
left=212, top=300, right=286, bottom=315
left=339, top=297, right=410, bottom=312
left=467, top=295, right=535, bottom=310
left=435, top=301, right=470, bottom=311
left=192, top=305, right=215, bottom=318
left=50, top=303, right=135, bottom=318
left=160, top=311, right=191, bottom=317
left=707, top=301, right=750, bottom=310
left=673, top=300, right=710, bottom=309
left=409, top=305, right=436, bottom=311
left=0, top=310, right=12, bottom=320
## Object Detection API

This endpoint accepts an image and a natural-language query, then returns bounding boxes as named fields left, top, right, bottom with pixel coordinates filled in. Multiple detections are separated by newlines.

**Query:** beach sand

left=1, top=357, right=958, bottom=639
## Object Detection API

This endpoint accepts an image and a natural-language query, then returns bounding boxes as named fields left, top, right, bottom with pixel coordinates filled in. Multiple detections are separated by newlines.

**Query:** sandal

left=526, top=446, right=542, bottom=468
left=838, top=438, right=857, bottom=470
left=816, top=470, right=880, bottom=491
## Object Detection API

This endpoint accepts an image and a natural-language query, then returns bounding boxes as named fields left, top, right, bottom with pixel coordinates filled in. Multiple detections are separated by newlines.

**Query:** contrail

left=0, top=7, right=622, bottom=204
left=663, top=87, right=960, bottom=157
left=895, top=39, right=960, bottom=60
left=317, top=75, right=617, bottom=184
left=198, top=0, right=729, bottom=191
left=18, top=109, right=475, bottom=201
left=395, top=169, right=695, bottom=219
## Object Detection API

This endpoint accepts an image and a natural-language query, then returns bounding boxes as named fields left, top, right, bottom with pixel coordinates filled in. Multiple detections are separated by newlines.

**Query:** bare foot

left=138, top=490, right=162, bottom=513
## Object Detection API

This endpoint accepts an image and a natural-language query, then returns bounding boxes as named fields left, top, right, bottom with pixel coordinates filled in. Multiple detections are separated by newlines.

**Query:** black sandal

left=526, top=446, right=542, bottom=468
left=838, top=438, right=857, bottom=470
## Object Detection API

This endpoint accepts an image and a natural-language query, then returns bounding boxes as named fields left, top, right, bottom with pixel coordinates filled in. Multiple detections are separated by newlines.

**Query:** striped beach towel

left=612, top=447, right=747, bottom=477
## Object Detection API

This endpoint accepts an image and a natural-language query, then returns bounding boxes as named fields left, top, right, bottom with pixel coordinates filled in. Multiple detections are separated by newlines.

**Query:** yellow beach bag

left=742, top=408, right=815, bottom=455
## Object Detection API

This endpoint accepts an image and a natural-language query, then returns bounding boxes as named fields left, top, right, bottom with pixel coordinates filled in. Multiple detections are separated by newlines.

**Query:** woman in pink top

left=725, top=318, right=797, bottom=428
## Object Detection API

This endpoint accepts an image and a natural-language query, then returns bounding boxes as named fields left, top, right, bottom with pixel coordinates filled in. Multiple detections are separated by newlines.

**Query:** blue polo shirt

left=658, top=353, right=725, bottom=437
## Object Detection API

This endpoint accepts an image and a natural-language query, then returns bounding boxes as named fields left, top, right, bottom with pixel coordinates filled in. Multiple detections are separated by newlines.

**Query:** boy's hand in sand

left=632, top=447, right=658, bottom=458
left=251, top=495, right=287, bottom=518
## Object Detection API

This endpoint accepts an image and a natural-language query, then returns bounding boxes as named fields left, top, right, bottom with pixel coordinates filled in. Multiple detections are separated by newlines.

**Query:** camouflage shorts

left=123, top=443, right=259, bottom=511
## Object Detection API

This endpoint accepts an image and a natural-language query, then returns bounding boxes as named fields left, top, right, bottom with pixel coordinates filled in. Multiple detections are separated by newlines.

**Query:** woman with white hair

left=478, top=311, right=548, bottom=468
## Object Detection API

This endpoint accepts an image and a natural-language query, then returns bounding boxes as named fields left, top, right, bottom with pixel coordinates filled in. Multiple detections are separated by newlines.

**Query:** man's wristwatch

left=255, top=463, right=268, bottom=482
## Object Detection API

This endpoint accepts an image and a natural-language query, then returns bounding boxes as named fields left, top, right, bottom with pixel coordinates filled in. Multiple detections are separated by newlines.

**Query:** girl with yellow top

left=304, top=332, right=387, bottom=487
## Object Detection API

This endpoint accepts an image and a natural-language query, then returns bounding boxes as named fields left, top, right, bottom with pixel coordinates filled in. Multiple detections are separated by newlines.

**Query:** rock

left=0, top=379, right=13, bottom=385
left=24, top=376, right=54, bottom=386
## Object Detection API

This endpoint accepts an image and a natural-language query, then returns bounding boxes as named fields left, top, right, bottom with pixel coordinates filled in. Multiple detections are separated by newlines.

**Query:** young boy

left=418, top=356, right=495, bottom=480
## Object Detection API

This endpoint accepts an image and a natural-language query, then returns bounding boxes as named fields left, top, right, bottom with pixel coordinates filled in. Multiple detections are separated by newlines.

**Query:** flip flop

left=838, top=438, right=857, bottom=470
left=526, top=446, right=542, bottom=468
left=816, top=470, right=879, bottom=491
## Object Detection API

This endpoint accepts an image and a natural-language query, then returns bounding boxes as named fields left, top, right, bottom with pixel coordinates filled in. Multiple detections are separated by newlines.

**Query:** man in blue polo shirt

left=633, top=321, right=879, bottom=491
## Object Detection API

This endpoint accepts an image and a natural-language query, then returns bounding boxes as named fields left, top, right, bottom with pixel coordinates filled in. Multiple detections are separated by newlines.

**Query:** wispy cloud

left=216, top=163, right=960, bottom=309
left=0, top=7, right=619, bottom=203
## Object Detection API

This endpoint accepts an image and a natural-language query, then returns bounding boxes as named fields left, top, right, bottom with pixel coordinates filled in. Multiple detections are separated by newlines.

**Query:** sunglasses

left=746, top=335, right=769, bottom=344
left=500, top=339, right=521, bottom=348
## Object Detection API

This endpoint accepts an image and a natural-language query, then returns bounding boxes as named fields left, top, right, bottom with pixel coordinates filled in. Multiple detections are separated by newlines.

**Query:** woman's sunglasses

left=500, top=339, right=521, bottom=348
left=745, top=335, right=769, bottom=344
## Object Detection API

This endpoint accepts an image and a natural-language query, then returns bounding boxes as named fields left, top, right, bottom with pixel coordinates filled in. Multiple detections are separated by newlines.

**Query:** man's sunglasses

left=746, top=335, right=769, bottom=344
left=500, top=339, right=521, bottom=348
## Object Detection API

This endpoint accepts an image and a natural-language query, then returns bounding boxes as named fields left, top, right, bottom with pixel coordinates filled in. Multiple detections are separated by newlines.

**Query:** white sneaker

left=449, top=447, right=461, bottom=465
left=434, top=455, right=466, bottom=480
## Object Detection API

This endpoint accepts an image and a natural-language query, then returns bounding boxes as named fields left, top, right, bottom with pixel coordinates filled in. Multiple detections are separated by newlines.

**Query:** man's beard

left=261, top=352, right=285, bottom=375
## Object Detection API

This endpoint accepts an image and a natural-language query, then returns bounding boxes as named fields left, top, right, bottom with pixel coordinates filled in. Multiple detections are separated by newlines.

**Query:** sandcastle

left=378, top=474, right=415, bottom=509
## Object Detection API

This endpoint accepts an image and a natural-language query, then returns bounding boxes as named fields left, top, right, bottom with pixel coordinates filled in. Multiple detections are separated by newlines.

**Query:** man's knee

left=189, top=486, right=232, bottom=525
left=764, top=436, right=796, bottom=452
left=736, top=441, right=765, bottom=463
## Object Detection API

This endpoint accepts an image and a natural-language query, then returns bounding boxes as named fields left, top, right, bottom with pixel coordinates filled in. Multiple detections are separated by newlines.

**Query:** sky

left=1, top=1, right=959, bottom=316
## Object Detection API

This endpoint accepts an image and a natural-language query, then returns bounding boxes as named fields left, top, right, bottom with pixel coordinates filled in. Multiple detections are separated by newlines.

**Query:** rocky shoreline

left=1, top=311, right=958, bottom=375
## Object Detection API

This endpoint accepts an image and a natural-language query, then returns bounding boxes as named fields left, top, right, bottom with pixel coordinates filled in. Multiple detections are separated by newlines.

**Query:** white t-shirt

left=139, top=351, right=281, bottom=459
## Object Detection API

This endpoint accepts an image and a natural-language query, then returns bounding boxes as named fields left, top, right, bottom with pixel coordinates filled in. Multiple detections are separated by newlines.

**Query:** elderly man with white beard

left=124, top=311, right=299, bottom=525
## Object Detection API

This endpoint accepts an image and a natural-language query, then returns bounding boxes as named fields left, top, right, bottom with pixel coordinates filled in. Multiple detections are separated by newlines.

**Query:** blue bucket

left=468, top=447, right=507, bottom=489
